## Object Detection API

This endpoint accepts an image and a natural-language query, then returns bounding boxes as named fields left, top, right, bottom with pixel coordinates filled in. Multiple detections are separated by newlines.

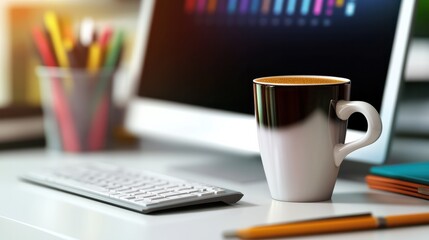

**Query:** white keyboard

left=21, top=162, right=243, bottom=213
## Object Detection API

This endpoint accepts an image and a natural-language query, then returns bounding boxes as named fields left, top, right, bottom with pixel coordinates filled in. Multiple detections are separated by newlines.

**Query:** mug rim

left=253, top=75, right=350, bottom=86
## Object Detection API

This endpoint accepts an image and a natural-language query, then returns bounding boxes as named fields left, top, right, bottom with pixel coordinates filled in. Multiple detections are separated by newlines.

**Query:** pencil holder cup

left=37, top=67, right=115, bottom=152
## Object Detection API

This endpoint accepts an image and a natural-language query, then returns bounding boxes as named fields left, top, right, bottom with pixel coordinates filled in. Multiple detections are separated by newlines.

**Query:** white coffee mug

left=253, top=76, right=382, bottom=202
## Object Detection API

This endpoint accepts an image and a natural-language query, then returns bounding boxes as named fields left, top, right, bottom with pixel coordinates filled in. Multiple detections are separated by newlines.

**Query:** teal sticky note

left=370, top=162, right=429, bottom=185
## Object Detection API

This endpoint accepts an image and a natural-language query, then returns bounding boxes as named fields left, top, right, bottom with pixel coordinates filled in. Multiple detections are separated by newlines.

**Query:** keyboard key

left=167, top=194, right=198, bottom=201
left=195, top=191, right=214, bottom=197
left=122, top=189, right=140, bottom=194
left=160, top=192, right=186, bottom=198
left=148, top=196, right=165, bottom=201
left=135, top=193, right=155, bottom=199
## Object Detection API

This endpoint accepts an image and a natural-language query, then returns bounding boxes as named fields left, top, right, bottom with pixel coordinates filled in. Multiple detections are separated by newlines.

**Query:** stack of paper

left=366, top=162, right=429, bottom=200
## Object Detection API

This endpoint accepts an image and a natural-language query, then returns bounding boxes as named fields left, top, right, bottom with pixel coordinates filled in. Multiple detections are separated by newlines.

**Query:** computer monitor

left=126, top=0, right=415, bottom=164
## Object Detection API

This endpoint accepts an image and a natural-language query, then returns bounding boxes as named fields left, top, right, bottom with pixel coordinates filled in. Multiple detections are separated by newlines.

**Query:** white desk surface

left=0, top=140, right=429, bottom=240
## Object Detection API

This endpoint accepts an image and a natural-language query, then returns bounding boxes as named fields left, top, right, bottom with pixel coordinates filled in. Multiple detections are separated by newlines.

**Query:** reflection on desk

left=0, top=215, right=66, bottom=240
left=0, top=142, right=428, bottom=240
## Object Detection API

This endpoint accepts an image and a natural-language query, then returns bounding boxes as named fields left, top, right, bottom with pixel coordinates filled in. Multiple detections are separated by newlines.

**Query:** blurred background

left=0, top=0, right=140, bottom=106
left=0, top=0, right=140, bottom=149
left=0, top=0, right=427, bottom=151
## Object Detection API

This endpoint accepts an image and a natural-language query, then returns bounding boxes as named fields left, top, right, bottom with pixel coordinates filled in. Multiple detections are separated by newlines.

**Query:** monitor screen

left=129, top=0, right=414, bottom=164
left=139, top=0, right=401, bottom=131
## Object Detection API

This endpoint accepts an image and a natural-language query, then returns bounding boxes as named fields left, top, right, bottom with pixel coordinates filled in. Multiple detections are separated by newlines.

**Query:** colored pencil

left=224, top=212, right=429, bottom=239
left=34, top=12, right=125, bottom=151
left=44, top=11, right=69, bottom=68
left=33, top=26, right=80, bottom=152
left=32, top=26, right=57, bottom=67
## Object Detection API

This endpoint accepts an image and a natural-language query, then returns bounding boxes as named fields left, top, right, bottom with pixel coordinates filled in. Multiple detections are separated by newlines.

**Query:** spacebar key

left=167, top=194, right=198, bottom=201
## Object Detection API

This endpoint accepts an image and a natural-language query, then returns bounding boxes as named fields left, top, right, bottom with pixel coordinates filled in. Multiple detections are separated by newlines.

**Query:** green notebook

left=370, top=162, right=429, bottom=185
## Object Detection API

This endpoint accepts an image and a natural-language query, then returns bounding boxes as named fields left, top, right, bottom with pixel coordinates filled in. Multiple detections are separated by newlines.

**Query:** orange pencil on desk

left=224, top=212, right=429, bottom=239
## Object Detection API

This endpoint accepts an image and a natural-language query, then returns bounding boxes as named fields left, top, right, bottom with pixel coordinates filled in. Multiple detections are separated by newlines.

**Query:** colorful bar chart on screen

left=197, top=0, right=207, bottom=14
left=185, top=0, right=358, bottom=26
left=336, top=0, right=345, bottom=7
left=207, top=0, right=217, bottom=14
left=227, top=0, right=238, bottom=14
left=273, top=0, right=284, bottom=16
left=300, top=0, right=311, bottom=16
left=250, top=0, right=260, bottom=14
left=286, top=0, right=297, bottom=15
left=261, top=0, right=271, bottom=15
left=345, top=0, right=356, bottom=17
left=326, top=0, right=335, bottom=16
left=239, top=0, right=249, bottom=14
left=313, top=0, right=323, bottom=16
left=185, top=0, right=197, bottom=13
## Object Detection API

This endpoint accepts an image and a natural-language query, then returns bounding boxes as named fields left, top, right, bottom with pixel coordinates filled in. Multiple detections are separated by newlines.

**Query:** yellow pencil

left=44, top=11, right=73, bottom=89
left=87, top=43, right=102, bottom=73
left=44, top=11, right=69, bottom=68
left=224, top=212, right=429, bottom=239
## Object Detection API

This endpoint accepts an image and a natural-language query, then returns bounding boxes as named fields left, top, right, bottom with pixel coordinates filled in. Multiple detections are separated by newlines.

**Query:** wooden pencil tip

left=223, top=230, right=238, bottom=239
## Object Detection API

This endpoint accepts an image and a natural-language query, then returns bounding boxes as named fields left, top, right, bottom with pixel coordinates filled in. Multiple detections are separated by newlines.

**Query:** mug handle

left=333, top=100, right=382, bottom=167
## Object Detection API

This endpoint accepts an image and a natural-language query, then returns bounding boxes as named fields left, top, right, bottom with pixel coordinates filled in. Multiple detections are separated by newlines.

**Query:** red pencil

left=88, top=94, right=109, bottom=150
left=51, top=78, right=81, bottom=151
left=99, top=27, right=113, bottom=48
left=87, top=26, right=113, bottom=150
left=32, top=26, right=57, bottom=67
